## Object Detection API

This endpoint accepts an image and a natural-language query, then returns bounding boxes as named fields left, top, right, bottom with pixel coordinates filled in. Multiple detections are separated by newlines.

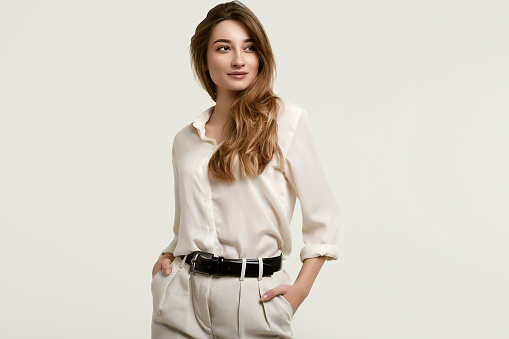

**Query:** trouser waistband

left=179, top=251, right=282, bottom=278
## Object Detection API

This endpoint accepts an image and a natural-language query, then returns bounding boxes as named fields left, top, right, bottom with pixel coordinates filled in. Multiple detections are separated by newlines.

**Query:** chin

left=226, top=85, right=251, bottom=92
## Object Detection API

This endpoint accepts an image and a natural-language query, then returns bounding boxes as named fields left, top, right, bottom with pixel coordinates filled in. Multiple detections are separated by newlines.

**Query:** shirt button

left=202, top=165, right=206, bottom=170
left=209, top=226, right=214, bottom=232
left=204, top=197, right=207, bottom=202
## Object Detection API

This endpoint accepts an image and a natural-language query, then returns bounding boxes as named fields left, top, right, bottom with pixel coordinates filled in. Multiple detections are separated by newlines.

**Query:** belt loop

left=179, top=254, right=188, bottom=269
left=240, top=258, right=247, bottom=281
left=257, top=257, right=263, bottom=281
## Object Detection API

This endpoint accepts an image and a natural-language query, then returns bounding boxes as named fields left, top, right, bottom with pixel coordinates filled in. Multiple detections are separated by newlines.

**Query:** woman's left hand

left=260, top=284, right=309, bottom=315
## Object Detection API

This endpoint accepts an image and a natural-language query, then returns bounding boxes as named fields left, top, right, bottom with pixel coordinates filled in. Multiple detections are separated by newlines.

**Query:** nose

left=232, top=49, right=245, bottom=67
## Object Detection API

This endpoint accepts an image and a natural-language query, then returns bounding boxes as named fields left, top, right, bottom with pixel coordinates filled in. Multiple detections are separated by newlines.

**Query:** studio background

left=1, top=0, right=508, bottom=338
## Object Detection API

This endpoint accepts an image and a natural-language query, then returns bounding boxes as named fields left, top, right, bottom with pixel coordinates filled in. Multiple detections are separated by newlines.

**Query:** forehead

left=209, top=20, right=253, bottom=42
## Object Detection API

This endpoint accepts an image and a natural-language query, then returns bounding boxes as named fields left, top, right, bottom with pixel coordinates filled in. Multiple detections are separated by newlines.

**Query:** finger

left=161, top=258, right=173, bottom=275
left=261, top=284, right=291, bottom=302
left=152, top=262, right=160, bottom=278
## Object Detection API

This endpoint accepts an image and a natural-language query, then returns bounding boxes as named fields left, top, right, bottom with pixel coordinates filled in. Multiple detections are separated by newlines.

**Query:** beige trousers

left=151, top=255, right=294, bottom=339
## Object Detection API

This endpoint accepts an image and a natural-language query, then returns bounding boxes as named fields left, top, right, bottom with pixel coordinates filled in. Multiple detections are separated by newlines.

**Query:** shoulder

left=170, top=121, right=197, bottom=159
left=173, top=123, right=192, bottom=142
left=171, top=124, right=188, bottom=152
left=172, top=106, right=211, bottom=147
left=276, top=97, right=311, bottom=134
left=276, top=97, right=306, bottom=122
left=275, top=97, right=309, bottom=154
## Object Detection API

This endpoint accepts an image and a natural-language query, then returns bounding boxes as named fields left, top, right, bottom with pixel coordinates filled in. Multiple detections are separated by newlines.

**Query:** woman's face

left=205, top=20, right=259, bottom=97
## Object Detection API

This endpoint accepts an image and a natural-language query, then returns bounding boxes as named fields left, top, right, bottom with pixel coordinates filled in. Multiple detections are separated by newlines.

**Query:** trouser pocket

left=151, top=258, right=181, bottom=315
left=256, top=270, right=293, bottom=338
left=272, top=269, right=294, bottom=320
left=278, top=294, right=294, bottom=319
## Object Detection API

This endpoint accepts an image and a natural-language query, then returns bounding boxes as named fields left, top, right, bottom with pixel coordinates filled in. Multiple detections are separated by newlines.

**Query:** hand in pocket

left=152, top=253, right=174, bottom=278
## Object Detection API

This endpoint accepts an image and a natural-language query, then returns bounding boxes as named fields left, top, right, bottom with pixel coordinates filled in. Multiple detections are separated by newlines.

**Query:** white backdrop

left=1, top=1, right=508, bottom=338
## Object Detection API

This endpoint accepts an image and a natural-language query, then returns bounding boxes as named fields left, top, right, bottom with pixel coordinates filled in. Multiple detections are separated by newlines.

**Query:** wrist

left=160, top=252, right=175, bottom=261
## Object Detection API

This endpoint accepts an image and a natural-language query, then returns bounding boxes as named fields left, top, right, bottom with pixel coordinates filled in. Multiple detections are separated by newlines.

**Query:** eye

left=245, top=45, right=256, bottom=51
left=217, top=46, right=230, bottom=51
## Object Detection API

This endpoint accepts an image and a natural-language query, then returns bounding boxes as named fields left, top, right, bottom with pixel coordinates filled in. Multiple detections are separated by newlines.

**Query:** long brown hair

left=190, top=0, right=284, bottom=182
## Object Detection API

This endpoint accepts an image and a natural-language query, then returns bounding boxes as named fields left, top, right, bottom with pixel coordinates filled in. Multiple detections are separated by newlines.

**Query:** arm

left=151, top=138, right=180, bottom=278
left=293, top=256, right=326, bottom=295
left=285, top=109, right=340, bottom=263
left=261, top=109, right=340, bottom=313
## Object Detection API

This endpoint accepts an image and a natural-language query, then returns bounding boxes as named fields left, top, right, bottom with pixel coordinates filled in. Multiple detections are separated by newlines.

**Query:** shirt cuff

left=159, top=241, right=177, bottom=259
left=300, top=244, right=339, bottom=262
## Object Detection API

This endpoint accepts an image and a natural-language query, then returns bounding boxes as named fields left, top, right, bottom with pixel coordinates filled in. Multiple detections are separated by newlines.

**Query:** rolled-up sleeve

left=160, top=138, right=180, bottom=257
left=284, top=109, right=340, bottom=262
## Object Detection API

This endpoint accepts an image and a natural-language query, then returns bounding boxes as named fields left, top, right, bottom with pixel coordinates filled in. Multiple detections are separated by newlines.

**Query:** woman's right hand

left=152, top=253, right=175, bottom=278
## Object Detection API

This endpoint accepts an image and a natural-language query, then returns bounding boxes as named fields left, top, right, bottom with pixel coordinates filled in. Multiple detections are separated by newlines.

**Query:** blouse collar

left=192, top=106, right=213, bottom=139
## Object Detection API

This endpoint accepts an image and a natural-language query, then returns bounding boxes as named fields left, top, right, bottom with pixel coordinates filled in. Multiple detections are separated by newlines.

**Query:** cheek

left=253, top=60, right=260, bottom=76
left=207, top=55, right=225, bottom=73
left=252, top=56, right=260, bottom=72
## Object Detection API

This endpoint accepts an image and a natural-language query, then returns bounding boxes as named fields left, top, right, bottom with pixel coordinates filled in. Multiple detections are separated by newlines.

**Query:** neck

left=211, top=88, right=238, bottom=123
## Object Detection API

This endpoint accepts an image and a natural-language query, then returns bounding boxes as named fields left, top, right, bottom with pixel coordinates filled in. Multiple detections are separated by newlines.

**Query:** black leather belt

left=179, top=251, right=282, bottom=277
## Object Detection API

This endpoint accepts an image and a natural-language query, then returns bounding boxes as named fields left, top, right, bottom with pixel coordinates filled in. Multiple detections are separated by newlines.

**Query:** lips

left=228, top=72, right=248, bottom=79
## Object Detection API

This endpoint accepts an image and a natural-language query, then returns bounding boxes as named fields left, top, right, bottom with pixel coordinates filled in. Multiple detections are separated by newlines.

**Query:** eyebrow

left=212, top=38, right=255, bottom=44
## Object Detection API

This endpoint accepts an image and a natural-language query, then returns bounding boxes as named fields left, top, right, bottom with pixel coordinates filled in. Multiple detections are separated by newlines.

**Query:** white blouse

left=161, top=97, right=340, bottom=262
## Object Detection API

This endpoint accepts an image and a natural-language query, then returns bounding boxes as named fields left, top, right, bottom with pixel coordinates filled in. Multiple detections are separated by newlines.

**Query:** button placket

left=201, top=150, right=218, bottom=235
left=200, top=160, right=209, bottom=202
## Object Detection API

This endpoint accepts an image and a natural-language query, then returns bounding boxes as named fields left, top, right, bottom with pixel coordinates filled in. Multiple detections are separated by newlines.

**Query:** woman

left=151, top=1, right=340, bottom=338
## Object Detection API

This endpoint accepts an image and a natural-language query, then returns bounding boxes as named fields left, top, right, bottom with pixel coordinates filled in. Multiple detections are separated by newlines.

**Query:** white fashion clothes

left=151, top=255, right=294, bottom=339
left=161, top=97, right=340, bottom=262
